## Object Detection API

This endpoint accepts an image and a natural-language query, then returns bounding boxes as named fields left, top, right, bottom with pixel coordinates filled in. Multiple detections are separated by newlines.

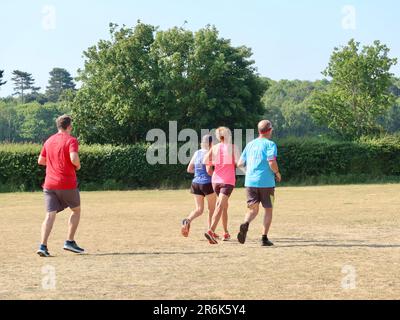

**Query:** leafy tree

left=381, top=78, right=400, bottom=133
left=389, top=77, right=400, bottom=97
left=46, top=68, right=76, bottom=102
left=0, top=70, right=6, bottom=88
left=262, top=79, right=329, bottom=137
left=0, top=99, right=70, bottom=143
left=25, top=92, right=49, bottom=105
left=24, top=85, right=50, bottom=105
left=11, top=70, right=36, bottom=103
left=309, top=39, right=398, bottom=139
left=385, top=101, right=400, bottom=133
left=151, top=25, right=267, bottom=133
left=73, top=22, right=158, bottom=144
left=15, top=102, right=69, bottom=142
left=73, top=22, right=268, bottom=144
left=0, top=100, right=20, bottom=142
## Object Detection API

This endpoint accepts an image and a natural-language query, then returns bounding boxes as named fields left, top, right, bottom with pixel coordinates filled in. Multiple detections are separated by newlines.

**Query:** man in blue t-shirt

left=237, top=120, right=281, bottom=246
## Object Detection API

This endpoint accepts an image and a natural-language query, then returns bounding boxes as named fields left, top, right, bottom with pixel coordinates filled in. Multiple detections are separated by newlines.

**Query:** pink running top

left=210, top=143, right=237, bottom=186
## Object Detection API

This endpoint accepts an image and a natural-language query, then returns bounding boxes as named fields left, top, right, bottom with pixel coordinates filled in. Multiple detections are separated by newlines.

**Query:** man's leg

left=67, top=206, right=81, bottom=242
left=41, top=211, right=57, bottom=246
left=64, top=206, right=85, bottom=253
left=262, top=208, right=273, bottom=237
left=261, top=189, right=274, bottom=246
left=238, top=187, right=261, bottom=244
left=261, top=208, right=274, bottom=246
left=245, top=204, right=260, bottom=224
left=237, top=204, right=259, bottom=244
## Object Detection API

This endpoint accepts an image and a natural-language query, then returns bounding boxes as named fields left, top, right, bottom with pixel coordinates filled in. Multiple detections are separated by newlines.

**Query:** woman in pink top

left=204, top=127, right=240, bottom=244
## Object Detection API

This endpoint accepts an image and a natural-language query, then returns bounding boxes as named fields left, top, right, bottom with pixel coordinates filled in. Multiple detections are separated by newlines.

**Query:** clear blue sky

left=0, top=0, right=399, bottom=97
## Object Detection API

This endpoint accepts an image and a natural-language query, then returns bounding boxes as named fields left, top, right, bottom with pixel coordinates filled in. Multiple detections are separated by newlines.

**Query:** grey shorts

left=246, top=187, right=275, bottom=209
left=44, top=189, right=81, bottom=213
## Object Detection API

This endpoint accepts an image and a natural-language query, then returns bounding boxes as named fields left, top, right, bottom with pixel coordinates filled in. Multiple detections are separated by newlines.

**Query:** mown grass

left=0, top=185, right=399, bottom=299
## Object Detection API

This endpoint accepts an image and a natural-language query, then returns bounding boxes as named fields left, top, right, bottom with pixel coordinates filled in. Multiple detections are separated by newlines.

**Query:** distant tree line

left=0, top=68, right=76, bottom=104
left=0, top=67, right=76, bottom=143
left=263, top=77, right=400, bottom=139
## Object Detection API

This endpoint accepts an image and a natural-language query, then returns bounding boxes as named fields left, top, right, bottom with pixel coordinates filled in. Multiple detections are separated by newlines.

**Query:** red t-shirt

left=40, top=133, right=79, bottom=190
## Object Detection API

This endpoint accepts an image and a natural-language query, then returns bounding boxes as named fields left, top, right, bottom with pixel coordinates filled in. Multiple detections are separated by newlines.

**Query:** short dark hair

left=56, top=115, right=72, bottom=130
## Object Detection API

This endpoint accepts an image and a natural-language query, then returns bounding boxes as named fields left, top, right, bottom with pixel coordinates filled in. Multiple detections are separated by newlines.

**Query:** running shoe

left=237, top=222, right=249, bottom=244
left=63, top=240, right=85, bottom=254
left=261, top=236, right=274, bottom=247
left=37, top=244, right=51, bottom=257
left=181, top=219, right=191, bottom=237
left=223, top=233, right=231, bottom=241
left=204, top=230, right=218, bottom=244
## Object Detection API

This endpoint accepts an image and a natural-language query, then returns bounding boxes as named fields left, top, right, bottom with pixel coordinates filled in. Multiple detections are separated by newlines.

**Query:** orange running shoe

left=223, top=233, right=231, bottom=241
left=204, top=230, right=218, bottom=244
left=181, top=219, right=191, bottom=237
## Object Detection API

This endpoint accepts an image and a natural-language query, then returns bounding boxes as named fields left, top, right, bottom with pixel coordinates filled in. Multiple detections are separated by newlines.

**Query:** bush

left=0, top=143, right=191, bottom=192
left=277, top=136, right=400, bottom=179
left=0, top=144, right=46, bottom=191
left=1, top=137, right=400, bottom=193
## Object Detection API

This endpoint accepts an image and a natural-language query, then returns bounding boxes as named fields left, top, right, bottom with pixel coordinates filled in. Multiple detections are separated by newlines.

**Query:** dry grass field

left=0, top=184, right=399, bottom=300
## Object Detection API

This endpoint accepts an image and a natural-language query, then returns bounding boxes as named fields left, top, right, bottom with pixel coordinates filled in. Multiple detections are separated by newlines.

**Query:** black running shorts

left=190, top=183, right=215, bottom=197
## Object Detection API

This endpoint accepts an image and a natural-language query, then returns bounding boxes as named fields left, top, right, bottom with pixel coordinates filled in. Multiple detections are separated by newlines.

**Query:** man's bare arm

left=38, top=155, right=47, bottom=166
left=268, top=159, right=281, bottom=182
left=237, top=157, right=246, bottom=168
left=70, top=152, right=81, bottom=171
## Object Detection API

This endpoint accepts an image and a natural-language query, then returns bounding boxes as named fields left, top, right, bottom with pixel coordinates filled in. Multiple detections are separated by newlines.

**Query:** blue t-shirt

left=192, top=149, right=212, bottom=185
left=240, top=138, right=278, bottom=188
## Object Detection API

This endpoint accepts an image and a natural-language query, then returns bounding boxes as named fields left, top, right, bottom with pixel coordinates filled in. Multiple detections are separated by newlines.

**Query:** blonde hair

left=215, top=127, right=232, bottom=143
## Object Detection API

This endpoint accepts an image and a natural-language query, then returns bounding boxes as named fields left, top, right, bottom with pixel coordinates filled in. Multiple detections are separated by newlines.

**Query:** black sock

left=262, top=235, right=268, bottom=240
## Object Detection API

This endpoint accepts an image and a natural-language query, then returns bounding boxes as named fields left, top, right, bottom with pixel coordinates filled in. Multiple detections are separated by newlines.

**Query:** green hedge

left=1, top=137, right=400, bottom=192
left=278, top=136, right=400, bottom=181
left=0, top=144, right=191, bottom=192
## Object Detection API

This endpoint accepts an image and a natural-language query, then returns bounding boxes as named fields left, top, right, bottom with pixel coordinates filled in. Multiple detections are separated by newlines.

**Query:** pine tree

left=46, top=68, right=76, bottom=102
left=0, top=70, right=6, bottom=88
left=11, top=70, right=35, bottom=103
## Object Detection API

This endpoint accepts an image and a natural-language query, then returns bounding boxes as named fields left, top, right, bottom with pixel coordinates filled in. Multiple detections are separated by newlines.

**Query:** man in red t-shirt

left=37, top=115, right=84, bottom=257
